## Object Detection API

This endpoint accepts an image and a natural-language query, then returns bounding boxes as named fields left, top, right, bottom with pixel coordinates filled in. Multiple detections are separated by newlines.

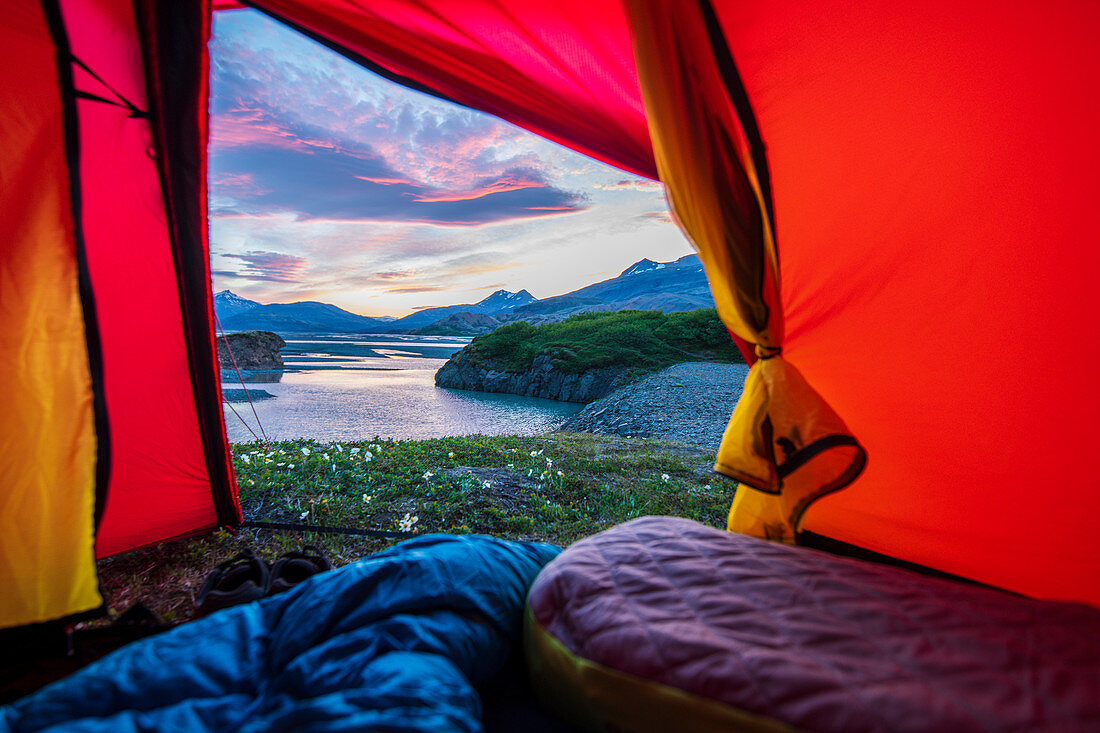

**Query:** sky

left=208, top=9, right=693, bottom=318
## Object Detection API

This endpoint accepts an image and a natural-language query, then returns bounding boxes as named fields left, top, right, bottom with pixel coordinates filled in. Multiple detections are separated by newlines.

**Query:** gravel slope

left=560, top=362, right=750, bottom=449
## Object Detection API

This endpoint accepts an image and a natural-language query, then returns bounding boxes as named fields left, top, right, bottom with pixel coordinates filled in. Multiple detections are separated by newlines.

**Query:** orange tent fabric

left=238, top=0, right=1100, bottom=602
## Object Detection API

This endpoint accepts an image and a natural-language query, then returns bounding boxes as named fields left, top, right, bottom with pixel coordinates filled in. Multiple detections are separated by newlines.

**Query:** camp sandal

left=266, top=546, right=333, bottom=596
left=193, top=549, right=270, bottom=618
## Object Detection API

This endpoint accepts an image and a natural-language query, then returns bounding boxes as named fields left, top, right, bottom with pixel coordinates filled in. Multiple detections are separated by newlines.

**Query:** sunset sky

left=208, top=9, right=693, bottom=317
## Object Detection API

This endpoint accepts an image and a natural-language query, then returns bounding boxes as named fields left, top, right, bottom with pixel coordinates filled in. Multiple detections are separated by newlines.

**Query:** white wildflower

left=557, top=470, right=564, bottom=477
left=240, top=455, right=250, bottom=464
left=288, top=463, right=295, bottom=469
left=277, top=462, right=285, bottom=467
left=507, top=463, right=514, bottom=469
left=299, top=511, right=309, bottom=519
left=423, top=470, right=434, bottom=481
left=704, top=484, right=712, bottom=491
left=323, top=453, right=331, bottom=461
left=336, top=444, right=344, bottom=453
left=301, top=447, right=311, bottom=456
left=483, top=480, right=492, bottom=489
left=350, top=447, right=360, bottom=454
left=661, top=473, right=670, bottom=482
left=545, top=457, right=553, bottom=468
left=448, top=451, right=455, bottom=458
left=527, top=469, right=533, bottom=477
left=362, top=493, right=372, bottom=503
left=398, top=513, right=419, bottom=532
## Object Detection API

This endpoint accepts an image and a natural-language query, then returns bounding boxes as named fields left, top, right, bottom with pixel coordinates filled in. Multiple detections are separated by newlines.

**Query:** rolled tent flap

left=720, top=358, right=865, bottom=541
left=0, top=0, right=102, bottom=628
left=625, top=0, right=865, bottom=540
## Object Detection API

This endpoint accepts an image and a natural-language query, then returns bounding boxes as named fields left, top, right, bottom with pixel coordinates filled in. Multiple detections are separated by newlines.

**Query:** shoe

left=267, top=546, right=333, bottom=596
left=194, top=550, right=269, bottom=618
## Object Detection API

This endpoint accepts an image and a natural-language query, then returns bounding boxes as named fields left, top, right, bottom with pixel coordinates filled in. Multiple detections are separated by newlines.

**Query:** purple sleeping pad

left=527, top=516, right=1100, bottom=732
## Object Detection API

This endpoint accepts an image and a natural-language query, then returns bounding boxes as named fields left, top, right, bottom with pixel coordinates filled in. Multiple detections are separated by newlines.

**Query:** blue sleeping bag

left=1, top=534, right=560, bottom=732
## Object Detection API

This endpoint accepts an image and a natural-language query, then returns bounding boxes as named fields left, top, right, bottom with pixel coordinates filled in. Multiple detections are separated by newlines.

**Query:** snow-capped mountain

left=213, top=290, right=260, bottom=320
left=474, top=289, right=537, bottom=312
left=384, top=289, right=540, bottom=330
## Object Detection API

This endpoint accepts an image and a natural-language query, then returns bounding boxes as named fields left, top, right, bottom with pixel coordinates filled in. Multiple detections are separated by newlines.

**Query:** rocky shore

left=435, top=352, right=637, bottom=403
left=561, top=362, right=751, bottom=448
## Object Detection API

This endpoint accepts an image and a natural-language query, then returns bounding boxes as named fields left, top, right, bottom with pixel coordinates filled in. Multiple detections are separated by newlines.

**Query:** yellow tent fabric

left=0, top=1, right=101, bottom=628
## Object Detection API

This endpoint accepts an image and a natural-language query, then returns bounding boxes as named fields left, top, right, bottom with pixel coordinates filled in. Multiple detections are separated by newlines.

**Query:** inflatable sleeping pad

left=525, top=516, right=1100, bottom=732
left=1, top=534, right=559, bottom=733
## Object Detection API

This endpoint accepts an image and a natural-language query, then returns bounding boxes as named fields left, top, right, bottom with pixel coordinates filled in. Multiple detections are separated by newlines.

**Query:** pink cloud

left=411, top=173, right=546, bottom=203
left=222, top=250, right=310, bottom=282
left=354, top=175, right=415, bottom=185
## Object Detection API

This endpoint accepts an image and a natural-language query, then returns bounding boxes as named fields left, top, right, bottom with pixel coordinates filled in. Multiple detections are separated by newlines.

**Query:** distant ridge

left=215, top=254, right=711, bottom=336
left=215, top=291, right=390, bottom=334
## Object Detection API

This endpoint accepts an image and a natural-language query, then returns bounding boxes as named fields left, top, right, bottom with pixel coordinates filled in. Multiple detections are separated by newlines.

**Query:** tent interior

left=2, top=0, right=1098, bottom=729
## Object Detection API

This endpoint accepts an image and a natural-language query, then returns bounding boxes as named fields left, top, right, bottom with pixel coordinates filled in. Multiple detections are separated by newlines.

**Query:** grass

left=459, top=309, right=743, bottom=375
left=93, top=433, right=735, bottom=625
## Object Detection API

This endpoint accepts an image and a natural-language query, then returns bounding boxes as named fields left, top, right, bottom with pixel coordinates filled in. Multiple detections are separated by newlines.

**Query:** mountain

left=215, top=291, right=391, bottom=333
left=213, top=255, right=710, bottom=336
left=214, top=290, right=260, bottom=321
left=507, top=254, right=711, bottom=321
left=384, top=289, right=538, bottom=331
left=475, top=289, right=536, bottom=312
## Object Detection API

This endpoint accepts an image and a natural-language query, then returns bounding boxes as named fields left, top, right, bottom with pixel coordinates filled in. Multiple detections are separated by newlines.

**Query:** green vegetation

left=463, top=309, right=742, bottom=375
left=93, top=433, right=734, bottom=624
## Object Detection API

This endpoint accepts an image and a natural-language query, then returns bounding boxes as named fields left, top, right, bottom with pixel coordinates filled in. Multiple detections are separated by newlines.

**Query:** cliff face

left=217, top=330, right=286, bottom=369
left=434, top=352, right=633, bottom=403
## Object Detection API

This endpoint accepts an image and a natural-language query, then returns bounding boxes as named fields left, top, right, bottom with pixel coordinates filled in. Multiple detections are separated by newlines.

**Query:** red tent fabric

left=62, top=0, right=238, bottom=559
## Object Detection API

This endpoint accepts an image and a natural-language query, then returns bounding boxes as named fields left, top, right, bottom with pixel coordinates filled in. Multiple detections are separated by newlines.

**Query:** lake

left=221, top=334, right=583, bottom=443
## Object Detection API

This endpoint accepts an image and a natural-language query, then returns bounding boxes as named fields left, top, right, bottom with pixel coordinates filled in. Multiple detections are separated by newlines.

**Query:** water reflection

left=221, top=334, right=583, bottom=443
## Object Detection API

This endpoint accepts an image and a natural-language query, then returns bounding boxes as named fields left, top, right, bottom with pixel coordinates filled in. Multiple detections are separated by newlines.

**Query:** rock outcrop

left=435, top=352, right=634, bottom=403
left=217, top=330, right=285, bottom=369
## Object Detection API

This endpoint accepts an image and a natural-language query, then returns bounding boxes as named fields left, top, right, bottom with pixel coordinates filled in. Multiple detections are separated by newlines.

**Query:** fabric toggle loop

left=754, top=344, right=782, bottom=359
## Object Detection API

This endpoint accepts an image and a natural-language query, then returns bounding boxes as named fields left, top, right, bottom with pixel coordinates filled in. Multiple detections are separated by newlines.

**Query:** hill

left=435, top=308, right=742, bottom=402
left=215, top=291, right=391, bottom=333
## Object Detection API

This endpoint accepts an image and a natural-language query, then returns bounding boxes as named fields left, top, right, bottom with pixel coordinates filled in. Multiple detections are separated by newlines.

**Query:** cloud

left=211, top=141, right=588, bottom=224
left=221, top=250, right=310, bottom=282
left=208, top=21, right=588, bottom=227
left=637, top=211, right=674, bottom=224
left=595, top=179, right=663, bottom=191
left=385, top=285, right=447, bottom=294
